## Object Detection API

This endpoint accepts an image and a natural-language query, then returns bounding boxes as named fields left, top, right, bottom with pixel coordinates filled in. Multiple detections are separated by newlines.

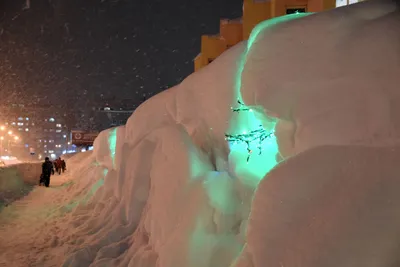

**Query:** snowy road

left=0, top=155, right=86, bottom=267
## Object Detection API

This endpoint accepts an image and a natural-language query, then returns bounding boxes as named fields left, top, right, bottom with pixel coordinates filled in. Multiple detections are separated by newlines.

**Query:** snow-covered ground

left=1, top=1, right=400, bottom=266
left=0, top=162, right=41, bottom=210
left=0, top=156, right=22, bottom=166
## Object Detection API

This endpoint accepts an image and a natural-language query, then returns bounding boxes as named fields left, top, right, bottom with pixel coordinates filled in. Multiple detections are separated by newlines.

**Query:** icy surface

left=0, top=1, right=400, bottom=266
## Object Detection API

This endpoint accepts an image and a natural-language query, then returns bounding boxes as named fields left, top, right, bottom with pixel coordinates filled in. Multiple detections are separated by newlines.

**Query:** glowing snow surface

left=1, top=1, right=400, bottom=266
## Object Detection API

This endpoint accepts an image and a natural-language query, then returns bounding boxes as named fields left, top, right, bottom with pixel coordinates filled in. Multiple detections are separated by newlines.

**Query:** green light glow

left=247, top=13, right=312, bottom=50
left=64, top=168, right=108, bottom=211
left=108, top=128, right=117, bottom=168
left=230, top=12, right=313, bottom=182
left=188, top=13, right=313, bottom=266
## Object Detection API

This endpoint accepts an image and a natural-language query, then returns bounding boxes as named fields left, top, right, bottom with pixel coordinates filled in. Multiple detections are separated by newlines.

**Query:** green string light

left=225, top=100, right=275, bottom=162
left=231, top=100, right=250, bottom=113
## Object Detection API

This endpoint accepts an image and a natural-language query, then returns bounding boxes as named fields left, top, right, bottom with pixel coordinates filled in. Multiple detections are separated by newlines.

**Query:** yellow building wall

left=194, top=0, right=336, bottom=71
left=220, top=19, right=243, bottom=47
left=194, top=55, right=203, bottom=72
left=195, top=20, right=243, bottom=71
left=243, top=0, right=273, bottom=40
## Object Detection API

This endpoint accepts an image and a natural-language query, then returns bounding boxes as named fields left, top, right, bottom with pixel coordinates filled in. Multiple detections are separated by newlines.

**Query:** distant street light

left=0, top=136, right=3, bottom=157
left=8, top=130, right=12, bottom=135
left=14, top=136, right=19, bottom=140
left=0, top=126, right=5, bottom=131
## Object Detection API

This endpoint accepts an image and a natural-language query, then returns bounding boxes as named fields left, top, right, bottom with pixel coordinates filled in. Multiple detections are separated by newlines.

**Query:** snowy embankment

left=1, top=1, right=400, bottom=266
left=0, top=162, right=41, bottom=209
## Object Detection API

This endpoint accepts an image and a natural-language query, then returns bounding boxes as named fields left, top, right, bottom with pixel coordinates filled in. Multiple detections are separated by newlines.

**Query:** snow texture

left=0, top=162, right=41, bottom=209
left=1, top=1, right=400, bottom=266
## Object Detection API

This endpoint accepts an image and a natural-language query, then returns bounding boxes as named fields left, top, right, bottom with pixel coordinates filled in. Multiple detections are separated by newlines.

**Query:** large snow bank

left=0, top=162, right=41, bottom=209
left=241, top=145, right=400, bottom=267
left=0, top=156, right=21, bottom=165
left=1, top=1, right=400, bottom=266
left=241, top=0, right=400, bottom=157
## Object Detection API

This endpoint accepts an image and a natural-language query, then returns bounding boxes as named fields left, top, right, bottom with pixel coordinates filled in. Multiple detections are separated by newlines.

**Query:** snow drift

left=0, top=162, right=41, bottom=209
left=1, top=1, right=400, bottom=266
left=242, top=145, right=400, bottom=267
left=241, top=0, right=400, bottom=156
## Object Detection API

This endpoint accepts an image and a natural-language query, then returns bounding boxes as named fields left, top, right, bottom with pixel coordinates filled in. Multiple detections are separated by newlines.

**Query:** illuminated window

left=11, top=122, right=16, bottom=125
left=49, top=140, right=54, bottom=143
left=56, top=124, right=62, bottom=128
left=25, top=128, right=29, bottom=132
left=56, top=129, right=62, bottom=133
left=49, top=150, right=54, bottom=153
left=26, top=117, right=29, bottom=121
left=18, top=117, right=23, bottom=121
left=17, top=122, right=23, bottom=126
left=49, top=118, right=55, bottom=122
left=336, top=0, right=360, bottom=7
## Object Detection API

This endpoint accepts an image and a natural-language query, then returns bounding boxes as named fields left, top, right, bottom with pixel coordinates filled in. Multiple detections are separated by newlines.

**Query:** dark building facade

left=94, top=108, right=133, bottom=131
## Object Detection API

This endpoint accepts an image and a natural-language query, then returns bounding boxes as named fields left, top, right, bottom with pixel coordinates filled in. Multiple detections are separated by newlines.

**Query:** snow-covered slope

left=0, top=162, right=41, bottom=209
left=1, top=1, right=400, bottom=266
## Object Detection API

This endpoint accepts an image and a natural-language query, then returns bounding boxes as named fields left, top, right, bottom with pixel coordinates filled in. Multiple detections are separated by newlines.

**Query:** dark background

left=0, top=0, right=242, bottom=128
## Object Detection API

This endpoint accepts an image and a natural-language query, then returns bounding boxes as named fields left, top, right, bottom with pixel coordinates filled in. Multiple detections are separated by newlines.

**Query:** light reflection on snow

left=108, top=128, right=117, bottom=168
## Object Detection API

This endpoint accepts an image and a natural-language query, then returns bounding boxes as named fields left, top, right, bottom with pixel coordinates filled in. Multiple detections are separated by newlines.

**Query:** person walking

left=40, top=157, right=54, bottom=187
left=61, top=159, right=66, bottom=173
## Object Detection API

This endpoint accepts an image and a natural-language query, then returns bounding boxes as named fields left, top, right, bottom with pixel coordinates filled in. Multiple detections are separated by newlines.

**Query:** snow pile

left=0, top=162, right=41, bottom=209
left=1, top=1, right=400, bottom=266
left=1, top=156, right=22, bottom=165
left=241, top=0, right=400, bottom=156
left=241, top=145, right=400, bottom=267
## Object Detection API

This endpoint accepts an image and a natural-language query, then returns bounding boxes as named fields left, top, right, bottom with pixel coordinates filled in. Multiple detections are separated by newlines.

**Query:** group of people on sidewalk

left=39, top=157, right=66, bottom=187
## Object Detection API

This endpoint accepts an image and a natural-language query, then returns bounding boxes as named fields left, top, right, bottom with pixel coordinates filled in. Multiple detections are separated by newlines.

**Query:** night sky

left=0, top=0, right=243, bottom=114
